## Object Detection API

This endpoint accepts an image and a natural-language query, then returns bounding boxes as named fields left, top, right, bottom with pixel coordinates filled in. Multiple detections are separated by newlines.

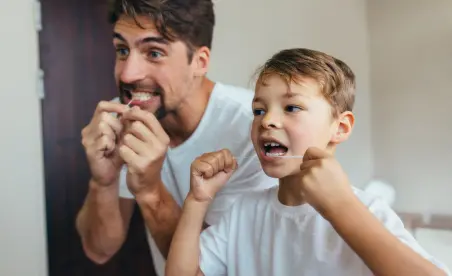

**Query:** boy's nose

left=261, top=112, right=282, bottom=129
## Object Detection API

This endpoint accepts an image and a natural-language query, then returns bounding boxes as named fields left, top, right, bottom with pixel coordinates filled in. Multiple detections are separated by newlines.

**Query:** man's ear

left=192, top=46, right=210, bottom=77
left=331, top=111, right=355, bottom=144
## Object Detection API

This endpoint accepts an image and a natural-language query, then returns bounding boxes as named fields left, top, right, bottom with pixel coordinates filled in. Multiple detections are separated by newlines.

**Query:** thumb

left=303, top=147, right=331, bottom=161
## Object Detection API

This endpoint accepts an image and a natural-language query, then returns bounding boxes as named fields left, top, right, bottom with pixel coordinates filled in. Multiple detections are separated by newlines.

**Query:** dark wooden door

left=39, top=0, right=156, bottom=275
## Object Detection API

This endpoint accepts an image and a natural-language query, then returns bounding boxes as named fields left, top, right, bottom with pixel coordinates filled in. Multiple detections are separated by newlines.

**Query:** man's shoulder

left=212, top=82, right=254, bottom=110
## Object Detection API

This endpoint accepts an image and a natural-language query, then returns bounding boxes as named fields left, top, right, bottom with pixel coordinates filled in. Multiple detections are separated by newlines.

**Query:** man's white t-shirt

left=117, top=82, right=278, bottom=276
left=199, top=186, right=451, bottom=276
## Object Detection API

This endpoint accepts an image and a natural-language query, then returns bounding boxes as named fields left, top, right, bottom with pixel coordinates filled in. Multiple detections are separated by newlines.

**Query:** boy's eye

left=285, top=105, right=302, bottom=112
left=253, top=109, right=265, bottom=116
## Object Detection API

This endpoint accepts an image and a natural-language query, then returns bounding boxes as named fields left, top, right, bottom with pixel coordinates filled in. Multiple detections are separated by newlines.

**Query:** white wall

left=0, top=0, right=48, bottom=275
left=209, top=0, right=374, bottom=188
left=368, top=0, right=452, bottom=214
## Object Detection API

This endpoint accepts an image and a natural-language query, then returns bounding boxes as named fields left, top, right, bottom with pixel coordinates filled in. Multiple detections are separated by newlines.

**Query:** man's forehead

left=113, top=15, right=160, bottom=38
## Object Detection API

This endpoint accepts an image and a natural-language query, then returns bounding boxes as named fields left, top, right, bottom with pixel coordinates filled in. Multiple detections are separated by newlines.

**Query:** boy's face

left=250, top=74, right=353, bottom=178
left=113, top=15, right=209, bottom=119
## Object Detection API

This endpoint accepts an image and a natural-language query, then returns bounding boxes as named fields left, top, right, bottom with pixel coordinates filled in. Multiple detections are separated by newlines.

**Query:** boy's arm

left=327, top=197, right=449, bottom=276
left=165, top=193, right=207, bottom=276
left=166, top=149, right=236, bottom=276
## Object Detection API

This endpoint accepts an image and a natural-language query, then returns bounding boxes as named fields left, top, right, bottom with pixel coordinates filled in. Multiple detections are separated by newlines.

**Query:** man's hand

left=189, top=149, right=238, bottom=203
left=119, top=106, right=170, bottom=197
left=81, top=101, right=128, bottom=186
left=297, top=147, right=357, bottom=219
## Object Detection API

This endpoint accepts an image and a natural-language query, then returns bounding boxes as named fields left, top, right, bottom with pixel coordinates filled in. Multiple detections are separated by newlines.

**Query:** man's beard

left=118, top=81, right=168, bottom=120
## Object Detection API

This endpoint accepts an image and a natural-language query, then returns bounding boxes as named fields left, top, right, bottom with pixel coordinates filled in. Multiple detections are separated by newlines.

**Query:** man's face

left=113, top=15, right=197, bottom=119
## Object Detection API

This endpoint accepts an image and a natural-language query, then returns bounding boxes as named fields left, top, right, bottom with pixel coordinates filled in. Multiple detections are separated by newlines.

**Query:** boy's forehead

left=255, top=74, right=321, bottom=99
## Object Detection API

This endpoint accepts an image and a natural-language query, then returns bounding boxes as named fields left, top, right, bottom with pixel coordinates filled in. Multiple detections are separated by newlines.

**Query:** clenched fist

left=297, top=147, right=356, bottom=219
left=190, top=149, right=238, bottom=202
left=81, top=101, right=128, bottom=186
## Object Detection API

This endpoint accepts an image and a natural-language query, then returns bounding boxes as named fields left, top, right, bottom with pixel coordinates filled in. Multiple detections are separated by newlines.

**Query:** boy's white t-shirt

left=117, top=82, right=278, bottom=276
left=199, top=186, right=451, bottom=276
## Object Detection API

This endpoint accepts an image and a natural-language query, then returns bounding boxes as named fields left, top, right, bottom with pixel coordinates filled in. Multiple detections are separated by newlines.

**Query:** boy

left=165, top=48, right=451, bottom=276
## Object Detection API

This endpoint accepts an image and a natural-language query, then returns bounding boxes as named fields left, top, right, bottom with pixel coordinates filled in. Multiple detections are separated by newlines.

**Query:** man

left=75, top=0, right=277, bottom=275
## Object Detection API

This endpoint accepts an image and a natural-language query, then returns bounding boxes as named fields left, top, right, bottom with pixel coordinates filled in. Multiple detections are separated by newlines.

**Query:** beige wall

left=209, top=0, right=374, bottom=189
left=0, top=0, right=48, bottom=275
left=368, top=0, right=452, bottom=214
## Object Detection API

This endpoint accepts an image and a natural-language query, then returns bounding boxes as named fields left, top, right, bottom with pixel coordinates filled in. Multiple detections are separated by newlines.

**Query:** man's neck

left=161, top=78, right=215, bottom=148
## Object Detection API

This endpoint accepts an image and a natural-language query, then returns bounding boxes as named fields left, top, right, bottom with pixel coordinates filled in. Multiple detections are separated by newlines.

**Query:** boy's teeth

left=264, top=142, right=280, bottom=147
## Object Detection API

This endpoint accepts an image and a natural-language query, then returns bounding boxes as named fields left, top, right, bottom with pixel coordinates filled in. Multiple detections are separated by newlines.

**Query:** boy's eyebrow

left=113, top=32, right=169, bottom=46
left=253, top=92, right=306, bottom=103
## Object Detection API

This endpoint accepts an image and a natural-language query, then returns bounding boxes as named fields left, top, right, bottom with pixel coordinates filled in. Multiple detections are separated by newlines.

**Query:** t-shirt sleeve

left=368, top=197, right=451, bottom=275
left=199, top=206, right=232, bottom=276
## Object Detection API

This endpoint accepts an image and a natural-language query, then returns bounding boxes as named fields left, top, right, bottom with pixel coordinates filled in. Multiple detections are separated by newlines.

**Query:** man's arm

left=76, top=179, right=135, bottom=264
left=165, top=193, right=207, bottom=276
left=134, top=178, right=184, bottom=259
left=327, top=197, right=448, bottom=276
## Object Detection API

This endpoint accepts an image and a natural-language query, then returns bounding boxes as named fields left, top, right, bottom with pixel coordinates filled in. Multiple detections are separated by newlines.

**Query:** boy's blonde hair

left=255, top=48, right=356, bottom=118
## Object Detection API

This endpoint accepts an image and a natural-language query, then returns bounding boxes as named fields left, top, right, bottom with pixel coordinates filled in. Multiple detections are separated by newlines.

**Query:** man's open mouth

left=123, top=89, right=161, bottom=104
left=261, top=140, right=289, bottom=157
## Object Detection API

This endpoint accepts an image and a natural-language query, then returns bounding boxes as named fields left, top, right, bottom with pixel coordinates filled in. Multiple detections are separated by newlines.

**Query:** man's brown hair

left=255, top=48, right=356, bottom=117
left=108, top=0, right=215, bottom=61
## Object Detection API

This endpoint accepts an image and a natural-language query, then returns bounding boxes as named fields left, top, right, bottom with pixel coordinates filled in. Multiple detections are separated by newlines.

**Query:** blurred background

left=0, top=0, right=450, bottom=275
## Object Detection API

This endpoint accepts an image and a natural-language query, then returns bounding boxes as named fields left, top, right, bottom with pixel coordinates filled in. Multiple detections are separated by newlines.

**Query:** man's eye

left=285, top=105, right=302, bottom=112
left=149, top=50, right=163, bottom=59
left=115, top=48, right=129, bottom=59
left=253, top=109, right=265, bottom=116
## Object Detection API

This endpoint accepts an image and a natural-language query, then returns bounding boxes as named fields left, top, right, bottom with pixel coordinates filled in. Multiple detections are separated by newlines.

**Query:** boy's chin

left=262, top=167, right=299, bottom=179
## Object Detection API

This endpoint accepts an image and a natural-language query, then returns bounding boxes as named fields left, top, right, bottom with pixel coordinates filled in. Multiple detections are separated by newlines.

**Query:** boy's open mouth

left=261, top=140, right=288, bottom=157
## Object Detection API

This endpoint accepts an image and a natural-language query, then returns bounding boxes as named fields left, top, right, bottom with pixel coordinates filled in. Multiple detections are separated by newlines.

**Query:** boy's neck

left=277, top=174, right=308, bottom=206
left=161, top=78, right=215, bottom=148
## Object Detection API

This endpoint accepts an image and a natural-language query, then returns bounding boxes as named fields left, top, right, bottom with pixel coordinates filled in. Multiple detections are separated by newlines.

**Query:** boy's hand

left=297, top=147, right=357, bottom=219
left=189, top=149, right=238, bottom=203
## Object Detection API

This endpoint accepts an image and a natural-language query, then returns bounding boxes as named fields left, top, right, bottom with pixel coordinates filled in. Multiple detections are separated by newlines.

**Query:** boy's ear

left=331, top=111, right=355, bottom=144
left=192, top=46, right=210, bottom=77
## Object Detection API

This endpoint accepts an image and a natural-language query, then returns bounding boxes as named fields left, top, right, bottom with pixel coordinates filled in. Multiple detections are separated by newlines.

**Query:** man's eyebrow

left=113, top=32, right=169, bottom=46
left=113, top=32, right=126, bottom=42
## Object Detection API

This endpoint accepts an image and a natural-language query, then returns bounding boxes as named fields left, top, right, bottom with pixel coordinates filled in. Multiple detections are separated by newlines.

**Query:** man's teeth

left=131, top=92, right=153, bottom=101
left=265, top=152, right=285, bottom=156
left=264, top=142, right=280, bottom=147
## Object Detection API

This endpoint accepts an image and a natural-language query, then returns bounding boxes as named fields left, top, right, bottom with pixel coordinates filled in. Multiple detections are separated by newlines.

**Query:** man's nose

left=261, top=111, right=283, bottom=129
left=119, top=52, right=147, bottom=84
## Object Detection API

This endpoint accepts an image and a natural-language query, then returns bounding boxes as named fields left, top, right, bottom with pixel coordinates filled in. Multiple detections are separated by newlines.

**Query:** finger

left=303, top=147, right=331, bottom=161
left=94, top=135, right=116, bottom=156
left=118, top=144, right=140, bottom=168
left=126, top=121, right=158, bottom=144
left=299, top=159, right=321, bottom=172
left=197, top=160, right=216, bottom=178
left=122, top=133, right=148, bottom=156
left=99, top=112, right=123, bottom=137
left=122, top=107, right=169, bottom=143
left=94, top=101, right=128, bottom=117
left=222, top=149, right=235, bottom=172
left=96, top=121, right=115, bottom=142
